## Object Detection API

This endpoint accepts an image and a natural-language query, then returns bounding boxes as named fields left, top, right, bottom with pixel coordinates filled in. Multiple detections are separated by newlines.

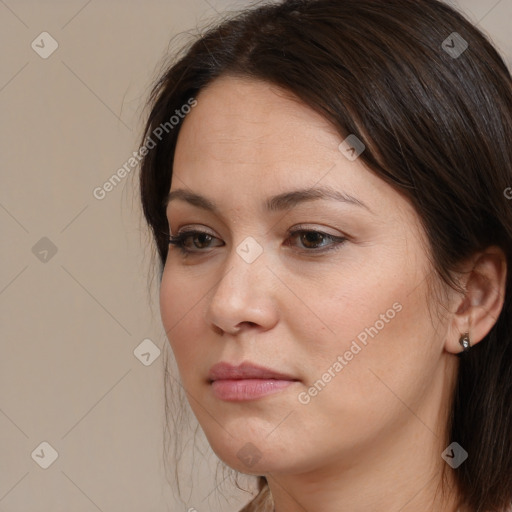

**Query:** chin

left=203, top=428, right=298, bottom=475
left=214, top=449, right=288, bottom=476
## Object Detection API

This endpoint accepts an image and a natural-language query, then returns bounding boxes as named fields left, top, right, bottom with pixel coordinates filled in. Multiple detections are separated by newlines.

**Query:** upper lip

left=207, top=362, right=299, bottom=382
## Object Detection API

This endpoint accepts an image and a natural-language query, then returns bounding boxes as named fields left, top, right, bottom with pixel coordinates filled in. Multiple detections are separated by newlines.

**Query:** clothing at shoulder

left=237, top=495, right=512, bottom=512
left=238, top=484, right=273, bottom=512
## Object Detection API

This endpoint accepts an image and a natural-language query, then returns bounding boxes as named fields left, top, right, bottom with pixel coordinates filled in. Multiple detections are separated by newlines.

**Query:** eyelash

left=168, top=227, right=347, bottom=256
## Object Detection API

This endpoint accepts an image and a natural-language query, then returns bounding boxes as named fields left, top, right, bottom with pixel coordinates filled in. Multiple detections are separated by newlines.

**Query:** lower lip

left=210, top=379, right=297, bottom=401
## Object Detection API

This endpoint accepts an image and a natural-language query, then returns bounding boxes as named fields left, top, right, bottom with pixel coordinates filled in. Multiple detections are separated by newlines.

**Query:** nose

left=205, top=246, right=279, bottom=335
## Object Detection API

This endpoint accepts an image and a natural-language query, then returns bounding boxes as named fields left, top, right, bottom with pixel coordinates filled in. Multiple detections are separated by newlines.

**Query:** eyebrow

left=165, top=186, right=373, bottom=214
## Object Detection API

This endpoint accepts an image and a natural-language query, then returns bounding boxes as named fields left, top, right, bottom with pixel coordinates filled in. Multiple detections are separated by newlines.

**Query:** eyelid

left=171, top=223, right=346, bottom=239
left=173, top=225, right=217, bottom=237
left=290, top=223, right=345, bottom=238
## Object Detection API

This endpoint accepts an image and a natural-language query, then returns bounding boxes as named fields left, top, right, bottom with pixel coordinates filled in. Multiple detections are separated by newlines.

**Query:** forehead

left=170, top=75, right=420, bottom=235
left=174, top=76, right=363, bottom=193
left=174, top=75, right=340, bottom=167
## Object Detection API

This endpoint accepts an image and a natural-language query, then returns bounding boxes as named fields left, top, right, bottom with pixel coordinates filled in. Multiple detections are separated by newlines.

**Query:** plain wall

left=1, top=1, right=511, bottom=511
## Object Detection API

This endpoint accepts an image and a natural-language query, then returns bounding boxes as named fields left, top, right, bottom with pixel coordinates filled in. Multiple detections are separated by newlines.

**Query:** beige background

left=1, top=1, right=511, bottom=511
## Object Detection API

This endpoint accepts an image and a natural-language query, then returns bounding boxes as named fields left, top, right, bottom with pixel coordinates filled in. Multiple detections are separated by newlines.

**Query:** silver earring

left=459, top=332, right=471, bottom=352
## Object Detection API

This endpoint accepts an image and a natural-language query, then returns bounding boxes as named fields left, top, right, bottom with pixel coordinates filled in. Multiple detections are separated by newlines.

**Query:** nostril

left=212, top=324, right=224, bottom=336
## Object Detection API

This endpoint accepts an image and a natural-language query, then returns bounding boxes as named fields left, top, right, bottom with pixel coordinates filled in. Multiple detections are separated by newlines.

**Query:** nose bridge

left=212, top=238, right=266, bottom=304
left=206, top=236, right=276, bottom=332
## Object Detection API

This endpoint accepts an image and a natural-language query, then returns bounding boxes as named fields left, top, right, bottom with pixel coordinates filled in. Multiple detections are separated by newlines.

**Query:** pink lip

left=207, top=362, right=299, bottom=401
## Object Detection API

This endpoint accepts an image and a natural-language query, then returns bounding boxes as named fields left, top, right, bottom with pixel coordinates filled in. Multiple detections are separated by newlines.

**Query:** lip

left=207, top=362, right=299, bottom=401
left=208, top=361, right=298, bottom=381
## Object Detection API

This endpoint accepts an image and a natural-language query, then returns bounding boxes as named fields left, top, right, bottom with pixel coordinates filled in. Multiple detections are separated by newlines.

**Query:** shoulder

left=238, top=483, right=273, bottom=512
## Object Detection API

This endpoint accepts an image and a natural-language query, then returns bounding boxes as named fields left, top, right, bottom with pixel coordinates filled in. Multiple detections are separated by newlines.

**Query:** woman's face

left=160, top=75, right=456, bottom=476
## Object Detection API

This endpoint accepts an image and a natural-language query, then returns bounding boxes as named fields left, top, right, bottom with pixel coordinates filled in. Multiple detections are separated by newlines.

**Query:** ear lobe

left=445, top=246, right=507, bottom=354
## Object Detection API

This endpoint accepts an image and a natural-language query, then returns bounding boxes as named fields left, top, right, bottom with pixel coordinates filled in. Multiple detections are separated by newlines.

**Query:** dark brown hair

left=139, top=0, right=512, bottom=510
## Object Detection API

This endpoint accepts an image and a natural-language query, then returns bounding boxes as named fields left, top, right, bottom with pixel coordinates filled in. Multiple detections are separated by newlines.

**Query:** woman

left=138, top=0, right=512, bottom=510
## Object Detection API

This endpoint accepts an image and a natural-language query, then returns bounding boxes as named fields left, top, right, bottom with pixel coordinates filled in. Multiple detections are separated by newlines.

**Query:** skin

left=159, top=75, right=507, bottom=512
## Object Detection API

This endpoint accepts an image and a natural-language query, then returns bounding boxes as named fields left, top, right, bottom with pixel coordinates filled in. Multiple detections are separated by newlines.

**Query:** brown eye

left=168, top=230, right=223, bottom=253
left=298, top=231, right=328, bottom=249
left=286, top=229, right=347, bottom=253
left=189, top=232, right=213, bottom=249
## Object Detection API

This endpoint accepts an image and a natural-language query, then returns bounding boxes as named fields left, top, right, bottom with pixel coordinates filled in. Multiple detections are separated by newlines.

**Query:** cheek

left=291, top=253, right=405, bottom=358
left=293, top=247, right=436, bottom=406
left=316, top=234, right=431, bottom=354
left=159, top=268, right=206, bottom=375
left=298, top=278, right=439, bottom=426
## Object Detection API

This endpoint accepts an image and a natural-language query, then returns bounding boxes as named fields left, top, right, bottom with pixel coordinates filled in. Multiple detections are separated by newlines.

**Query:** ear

left=445, top=246, right=507, bottom=354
